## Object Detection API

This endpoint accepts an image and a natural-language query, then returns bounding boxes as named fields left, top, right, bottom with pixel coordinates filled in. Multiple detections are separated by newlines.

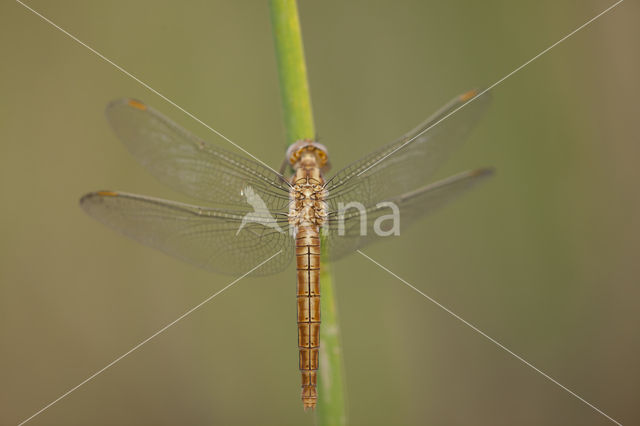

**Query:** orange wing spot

left=97, top=191, right=118, bottom=197
left=127, top=99, right=147, bottom=110
left=468, top=169, right=486, bottom=178
left=459, top=89, right=479, bottom=102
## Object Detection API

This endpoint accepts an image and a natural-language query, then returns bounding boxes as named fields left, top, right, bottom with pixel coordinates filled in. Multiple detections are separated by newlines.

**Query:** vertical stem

left=317, top=247, right=347, bottom=425
left=269, top=1, right=347, bottom=425
left=269, top=0, right=315, bottom=145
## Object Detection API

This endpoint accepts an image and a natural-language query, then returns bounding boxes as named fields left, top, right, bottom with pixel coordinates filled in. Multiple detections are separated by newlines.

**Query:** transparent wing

left=80, top=191, right=294, bottom=276
left=323, top=168, right=493, bottom=261
left=324, top=90, right=491, bottom=213
left=106, top=99, right=291, bottom=211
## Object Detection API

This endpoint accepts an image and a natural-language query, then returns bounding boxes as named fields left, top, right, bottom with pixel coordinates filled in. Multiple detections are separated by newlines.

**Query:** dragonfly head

left=286, top=139, right=330, bottom=172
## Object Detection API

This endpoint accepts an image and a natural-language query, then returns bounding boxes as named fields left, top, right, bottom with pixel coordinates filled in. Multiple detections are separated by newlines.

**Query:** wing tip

left=469, top=167, right=495, bottom=178
left=96, top=190, right=119, bottom=197
left=79, top=190, right=119, bottom=206
left=459, top=88, right=491, bottom=104
left=126, top=99, right=147, bottom=110
left=105, top=98, right=147, bottom=115
left=459, top=89, right=479, bottom=102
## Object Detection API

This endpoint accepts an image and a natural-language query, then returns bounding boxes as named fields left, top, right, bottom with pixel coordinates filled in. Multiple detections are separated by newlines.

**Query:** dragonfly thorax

left=288, top=153, right=327, bottom=229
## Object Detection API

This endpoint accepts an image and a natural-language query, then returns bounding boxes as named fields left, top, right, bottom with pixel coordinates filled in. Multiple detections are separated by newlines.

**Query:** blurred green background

left=1, top=1, right=638, bottom=425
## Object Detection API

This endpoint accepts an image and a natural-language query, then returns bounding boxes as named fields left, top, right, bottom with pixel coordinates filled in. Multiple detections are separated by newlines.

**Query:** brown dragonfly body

left=288, top=142, right=329, bottom=409
left=80, top=90, right=493, bottom=411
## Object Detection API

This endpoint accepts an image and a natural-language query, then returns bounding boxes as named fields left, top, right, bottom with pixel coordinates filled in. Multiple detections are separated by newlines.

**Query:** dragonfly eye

left=286, top=140, right=329, bottom=169
left=315, top=149, right=328, bottom=165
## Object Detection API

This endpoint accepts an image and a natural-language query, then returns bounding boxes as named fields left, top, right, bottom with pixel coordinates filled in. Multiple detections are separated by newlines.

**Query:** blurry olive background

left=2, top=1, right=638, bottom=425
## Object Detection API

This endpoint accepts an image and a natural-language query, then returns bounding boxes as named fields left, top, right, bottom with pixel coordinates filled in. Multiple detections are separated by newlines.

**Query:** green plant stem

left=269, top=0, right=315, bottom=145
left=269, top=1, right=346, bottom=425
left=317, top=248, right=347, bottom=425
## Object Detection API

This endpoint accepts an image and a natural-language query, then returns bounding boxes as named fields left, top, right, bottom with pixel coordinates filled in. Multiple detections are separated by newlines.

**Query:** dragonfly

left=80, top=89, right=493, bottom=409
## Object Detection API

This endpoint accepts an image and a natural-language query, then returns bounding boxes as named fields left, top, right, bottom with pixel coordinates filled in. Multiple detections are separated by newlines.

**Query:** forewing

left=106, top=99, right=291, bottom=210
left=323, top=169, right=493, bottom=261
left=80, top=191, right=293, bottom=276
left=325, top=90, right=491, bottom=212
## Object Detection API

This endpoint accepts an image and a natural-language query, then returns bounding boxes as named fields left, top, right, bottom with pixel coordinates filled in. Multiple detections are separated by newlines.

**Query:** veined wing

left=80, top=191, right=293, bottom=276
left=322, top=168, right=493, bottom=261
left=106, top=99, right=291, bottom=211
left=324, top=90, right=491, bottom=212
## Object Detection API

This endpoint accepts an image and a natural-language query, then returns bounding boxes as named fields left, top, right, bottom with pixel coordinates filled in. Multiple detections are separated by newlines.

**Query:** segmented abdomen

left=296, top=224, right=321, bottom=409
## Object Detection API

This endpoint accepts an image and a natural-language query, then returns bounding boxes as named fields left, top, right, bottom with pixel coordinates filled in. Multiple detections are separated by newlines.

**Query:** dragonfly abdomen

left=296, top=225, right=321, bottom=409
